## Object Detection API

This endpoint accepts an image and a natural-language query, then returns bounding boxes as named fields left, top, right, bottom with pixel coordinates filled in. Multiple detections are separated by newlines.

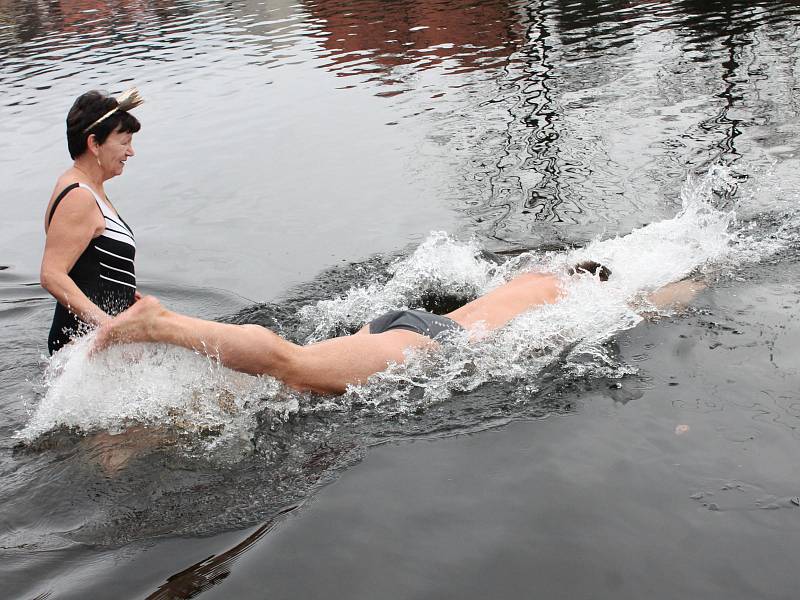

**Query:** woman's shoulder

left=50, top=169, right=102, bottom=203
left=45, top=174, right=101, bottom=229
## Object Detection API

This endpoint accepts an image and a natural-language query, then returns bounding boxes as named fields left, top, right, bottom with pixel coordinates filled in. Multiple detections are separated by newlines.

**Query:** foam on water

left=18, top=336, right=288, bottom=442
left=298, top=232, right=498, bottom=342
left=17, top=166, right=795, bottom=443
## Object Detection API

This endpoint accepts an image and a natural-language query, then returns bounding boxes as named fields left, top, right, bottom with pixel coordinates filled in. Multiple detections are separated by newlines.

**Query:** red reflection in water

left=305, top=0, right=524, bottom=75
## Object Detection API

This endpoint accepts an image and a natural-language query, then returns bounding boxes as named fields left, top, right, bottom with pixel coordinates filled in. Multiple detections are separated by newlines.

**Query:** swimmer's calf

left=94, top=296, right=303, bottom=384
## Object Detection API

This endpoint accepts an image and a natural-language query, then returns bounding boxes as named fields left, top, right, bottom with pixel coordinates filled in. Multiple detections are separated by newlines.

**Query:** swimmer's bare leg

left=446, top=272, right=562, bottom=333
left=280, top=328, right=433, bottom=394
left=94, top=296, right=433, bottom=395
left=94, top=296, right=301, bottom=380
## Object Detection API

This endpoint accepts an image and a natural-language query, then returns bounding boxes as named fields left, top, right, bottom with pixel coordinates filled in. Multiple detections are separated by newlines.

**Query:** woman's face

left=96, top=128, right=135, bottom=178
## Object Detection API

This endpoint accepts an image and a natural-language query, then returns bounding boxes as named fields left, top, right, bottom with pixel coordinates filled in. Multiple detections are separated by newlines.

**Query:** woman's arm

left=41, top=188, right=109, bottom=326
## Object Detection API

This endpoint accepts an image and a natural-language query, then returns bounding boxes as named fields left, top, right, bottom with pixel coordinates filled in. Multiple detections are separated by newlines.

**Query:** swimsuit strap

left=47, top=182, right=81, bottom=225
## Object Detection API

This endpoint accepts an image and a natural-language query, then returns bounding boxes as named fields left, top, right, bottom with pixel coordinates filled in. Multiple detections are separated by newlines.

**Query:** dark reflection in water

left=464, top=0, right=800, bottom=244
left=144, top=505, right=298, bottom=600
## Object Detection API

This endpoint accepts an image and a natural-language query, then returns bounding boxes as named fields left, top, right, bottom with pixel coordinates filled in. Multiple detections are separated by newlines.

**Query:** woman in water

left=94, top=262, right=612, bottom=395
left=41, top=89, right=144, bottom=354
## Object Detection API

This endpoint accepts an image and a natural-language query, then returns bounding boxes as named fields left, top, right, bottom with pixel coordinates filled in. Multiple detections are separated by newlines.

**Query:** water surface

left=1, top=0, right=800, bottom=598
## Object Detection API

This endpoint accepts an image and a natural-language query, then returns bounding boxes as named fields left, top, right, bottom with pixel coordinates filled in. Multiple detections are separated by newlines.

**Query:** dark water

left=2, top=0, right=800, bottom=598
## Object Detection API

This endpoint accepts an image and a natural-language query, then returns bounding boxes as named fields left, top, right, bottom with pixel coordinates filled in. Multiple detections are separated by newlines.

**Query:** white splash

left=299, top=231, right=498, bottom=342
left=17, top=333, right=288, bottom=442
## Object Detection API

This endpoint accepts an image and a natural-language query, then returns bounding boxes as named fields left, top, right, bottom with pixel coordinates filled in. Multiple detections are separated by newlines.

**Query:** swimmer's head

left=568, top=260, right=611, bottom=281
left=66, top=90, right=142, bottom=159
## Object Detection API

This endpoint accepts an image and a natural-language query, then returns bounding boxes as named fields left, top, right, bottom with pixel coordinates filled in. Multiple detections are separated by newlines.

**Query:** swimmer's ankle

left=141, top=303, right=170, bottom=342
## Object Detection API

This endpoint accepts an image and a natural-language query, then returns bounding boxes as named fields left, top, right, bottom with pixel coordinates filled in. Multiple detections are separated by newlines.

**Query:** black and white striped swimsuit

left=47, top=182, right=136, bottom=354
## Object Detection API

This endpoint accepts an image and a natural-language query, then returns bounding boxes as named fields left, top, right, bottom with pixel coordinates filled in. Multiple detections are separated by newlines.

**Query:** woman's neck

left=72, top=157, right=105, bottom=193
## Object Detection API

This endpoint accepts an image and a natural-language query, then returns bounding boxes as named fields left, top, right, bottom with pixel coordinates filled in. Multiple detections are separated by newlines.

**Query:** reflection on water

left=2, top=0, right=798, bottom=239
left=144, top=505, right=298, bottom=600
left=0, top=0, right=194, bottom=46
left=307, top=0, right=524, bottom=78
left=469, top=0, right=800, bottom=244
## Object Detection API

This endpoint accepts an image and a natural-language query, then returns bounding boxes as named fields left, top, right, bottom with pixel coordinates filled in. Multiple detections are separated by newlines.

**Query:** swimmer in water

left=93, top=261, right=610, bottom=395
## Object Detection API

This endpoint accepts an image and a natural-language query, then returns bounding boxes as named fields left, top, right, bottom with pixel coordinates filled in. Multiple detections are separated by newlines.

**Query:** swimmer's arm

left=41, top=190, right=110, bottom=326
left=635, top=279, right=707, bottom=316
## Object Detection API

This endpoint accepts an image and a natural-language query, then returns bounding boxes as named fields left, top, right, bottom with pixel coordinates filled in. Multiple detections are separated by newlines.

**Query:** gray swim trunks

left=368, top=309, right=462, bottom=339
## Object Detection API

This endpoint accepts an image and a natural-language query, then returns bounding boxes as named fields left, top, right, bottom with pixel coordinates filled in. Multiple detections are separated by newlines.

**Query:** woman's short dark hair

left=568, top=260, right=611, bottom=281
left=66, top=90, right=141, bottom=159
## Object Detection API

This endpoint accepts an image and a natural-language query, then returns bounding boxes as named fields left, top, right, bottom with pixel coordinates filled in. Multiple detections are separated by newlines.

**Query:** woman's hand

left=134, top=291, right=143, bottom=302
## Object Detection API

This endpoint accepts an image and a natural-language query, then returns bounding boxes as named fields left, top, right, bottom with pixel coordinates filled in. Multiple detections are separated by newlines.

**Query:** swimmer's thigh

left=293, top=330, right=431, bottom=394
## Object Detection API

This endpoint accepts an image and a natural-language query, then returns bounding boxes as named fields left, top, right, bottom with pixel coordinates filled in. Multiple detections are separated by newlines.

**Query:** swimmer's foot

left=93, top=295, right=165, bottom=353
